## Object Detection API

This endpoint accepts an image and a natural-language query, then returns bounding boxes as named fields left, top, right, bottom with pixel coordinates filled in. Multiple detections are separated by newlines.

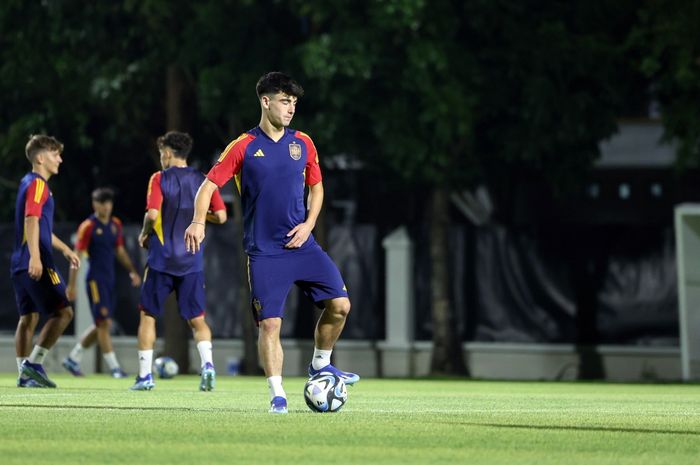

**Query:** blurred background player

left=11, top=135, right=81, bottom=388
left=185, top=72, right=358, bottom=414
left=63, top=187, right=141, bottom=378
left=130, top=131, right=227, bottom=391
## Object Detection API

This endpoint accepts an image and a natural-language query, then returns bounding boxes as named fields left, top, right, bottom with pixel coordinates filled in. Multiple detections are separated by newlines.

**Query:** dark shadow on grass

left=0, top=403, right=244, bottom=413
left=451, top=422, right=700, bottom=436
left=0, top=403, right=317, bottom=415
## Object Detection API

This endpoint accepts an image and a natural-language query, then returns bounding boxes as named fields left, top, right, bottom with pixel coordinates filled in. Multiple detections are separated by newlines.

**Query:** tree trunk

left=429, top=188, right=469, bottom=376
left=233, top=192, right=261, bottom=374
left=162, top=63, right=193, bottom=373
left=162, top=293, right=190, bottom=372
left=226, top=114, right=260, bottom=375
left=166, top=64, right=194, bottom=133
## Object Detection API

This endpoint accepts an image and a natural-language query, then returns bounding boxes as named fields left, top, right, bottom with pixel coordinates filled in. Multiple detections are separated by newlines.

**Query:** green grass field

left=0, top=374, right=698, bottom=465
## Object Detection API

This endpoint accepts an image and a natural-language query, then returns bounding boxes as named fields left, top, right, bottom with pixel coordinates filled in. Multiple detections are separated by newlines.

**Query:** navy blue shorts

left=12, top=268, right=69, bottom=316
left=138, top=267, right=206, bottom=320
left=86, top=278, right=116, bottom=323
left=248, top=244, right=348, bottom=322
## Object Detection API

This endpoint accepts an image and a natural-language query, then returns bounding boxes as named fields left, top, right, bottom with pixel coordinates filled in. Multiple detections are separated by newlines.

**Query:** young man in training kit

left=11, top=135, right=81, bottom=388
left=131, top=131, right=227, bottom=391
left=63, top=187, right=141, bottom=378
left=184, top=72, right=359, bottom=414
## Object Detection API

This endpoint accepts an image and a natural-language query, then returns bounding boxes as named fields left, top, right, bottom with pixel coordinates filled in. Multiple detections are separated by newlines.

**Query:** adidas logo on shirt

left=254, top=149, right=265, bottom=157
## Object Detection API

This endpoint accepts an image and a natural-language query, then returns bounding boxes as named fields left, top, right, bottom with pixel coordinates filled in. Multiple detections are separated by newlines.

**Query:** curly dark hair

left=157, top=131, right=193, bottom=159
left=256, top=72, right=304, bottom=99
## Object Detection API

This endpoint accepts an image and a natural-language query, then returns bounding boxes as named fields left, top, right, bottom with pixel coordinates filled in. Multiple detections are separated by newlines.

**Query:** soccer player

left=130, top=131, right=227, bottom=391
left=184, top=72, right=359, bottom=414
left=62, top=187, right=141, bottom=378
left=11, top=135, right=81, bottom=388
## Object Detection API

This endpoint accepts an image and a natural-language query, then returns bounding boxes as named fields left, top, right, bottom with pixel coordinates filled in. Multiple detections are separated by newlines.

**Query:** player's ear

left=261, top=95, right=270, bottom=109
left=34, top=151, right=45, bottom=165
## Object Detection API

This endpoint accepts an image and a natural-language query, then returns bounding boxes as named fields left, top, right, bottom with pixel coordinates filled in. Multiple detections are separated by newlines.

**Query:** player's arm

left=206, top=210, right=227, bottom=224
left=68, top=220, right=92, bottom=300
left=205, top=188, right=227, bottom=225
left=66, top=249, right=87, bottom=301
left=113, top=218, right=140, bottom=285
left=138, top=209, right=158, bottom=249
left=286, top=181, right=323, bottom=249
left=184, top=179, right=218, bottom=253
left=186, top=134, right=245, bottom=252
left=24, top=179, right=48, bottom=280
left=116, top=245, right=141, bottom=287
left=139, top=172, right=163, bottom=249
left=25, top=216, right=42, bottom=280
left=52, top=233, right=80, bottom=270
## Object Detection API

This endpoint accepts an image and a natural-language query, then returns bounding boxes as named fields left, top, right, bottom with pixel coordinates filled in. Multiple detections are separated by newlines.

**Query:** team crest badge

left=96, top=228, right=103, bottom=235
left=288, top=142, right=302, bottom=160
left=252, top=298, right=262, bottom=313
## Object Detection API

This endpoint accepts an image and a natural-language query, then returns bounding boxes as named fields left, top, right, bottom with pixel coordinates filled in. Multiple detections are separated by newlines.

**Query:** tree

left=294, top=0, right=475, bottom=375
left=294, top=0, right=635, bottom=374
left=0, top=0, right=647, bottom=376
left=632, top=0, right=700, bottom=168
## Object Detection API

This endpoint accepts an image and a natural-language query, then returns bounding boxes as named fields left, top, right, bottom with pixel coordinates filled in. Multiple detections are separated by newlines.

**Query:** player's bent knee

left=55, top=306, right=74, bottom=321
left=258, top=317, right=282, bottom=334
left=18, top=312, right=39, bottom=328
left=329, top=298, right=351, bottom=318
left=187, top=315, right=208, bottom=329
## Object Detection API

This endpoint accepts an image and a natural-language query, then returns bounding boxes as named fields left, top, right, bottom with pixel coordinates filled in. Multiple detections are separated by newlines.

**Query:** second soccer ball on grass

left=154, top=356, right=179, bottom=379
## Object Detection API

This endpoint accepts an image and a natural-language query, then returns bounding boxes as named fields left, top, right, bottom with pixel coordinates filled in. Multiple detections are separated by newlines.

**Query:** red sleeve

left=146, top=172, right=163, bottom=211
left=24, top=177, right=49, bottom=217
left=207, top=134, right=250, bottom=188
left=209, top=189, right=226, bottom=212
left=113, top=217, right=125, bottom=247
left=75, top=220, right=94, bottom=251
left=297, top=131, right=322, bottom=186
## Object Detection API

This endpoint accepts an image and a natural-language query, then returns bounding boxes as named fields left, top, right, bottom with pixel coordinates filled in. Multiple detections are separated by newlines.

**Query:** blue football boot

left=269, top=396, right=288, bottom=414
left=308, top=363, right=360, bottom=385
left=21, top=360, right=57, bottom=388
left=199, top=362, right=216, bottom=391
left=129, top=373, right=155, bottom=391
left=62, top=357, right=84, bottom=377
left=17, top=376, right=45, bottom=388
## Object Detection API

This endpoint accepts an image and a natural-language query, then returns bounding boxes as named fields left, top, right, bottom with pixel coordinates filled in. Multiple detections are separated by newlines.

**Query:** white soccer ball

left=304, top=372, right=348, bottom=413
left=154, top=356, right=179, bottom=379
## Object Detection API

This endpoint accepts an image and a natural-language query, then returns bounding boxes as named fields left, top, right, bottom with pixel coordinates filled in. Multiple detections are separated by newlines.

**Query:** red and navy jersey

left=10, top=173, right=56, bottom=274
left=145, top=166, right=225, bottom=276
left=75, top=214, right=125, bottom=284
left=207, top=126, right=322, bottom=256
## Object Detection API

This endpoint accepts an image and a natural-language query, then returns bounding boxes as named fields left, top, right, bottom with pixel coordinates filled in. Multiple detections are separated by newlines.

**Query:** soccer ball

left=304, top=372, right=348, bottom=413
left=154, top=356, right=179, bottom=379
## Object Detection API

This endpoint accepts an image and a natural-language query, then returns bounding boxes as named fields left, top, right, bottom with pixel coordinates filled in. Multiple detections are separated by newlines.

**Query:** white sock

left=103, top=352, right=120, bottom=371
left=28, top=345, right=49, bottom=364
left=196, top=340, right=213, bottom=368
left=267, top=376, right=286, bottom=399
left=311, top=348, right=332, bottom=370
left=138, top=350, right=153, bottom=377
left=16, top=357, right=25, bottom=375
left=69, top=343, right=84, bottom=363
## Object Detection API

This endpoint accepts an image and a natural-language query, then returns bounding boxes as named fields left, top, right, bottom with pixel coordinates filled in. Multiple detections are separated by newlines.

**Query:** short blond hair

left=25, top=135, right=64, bottom=162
